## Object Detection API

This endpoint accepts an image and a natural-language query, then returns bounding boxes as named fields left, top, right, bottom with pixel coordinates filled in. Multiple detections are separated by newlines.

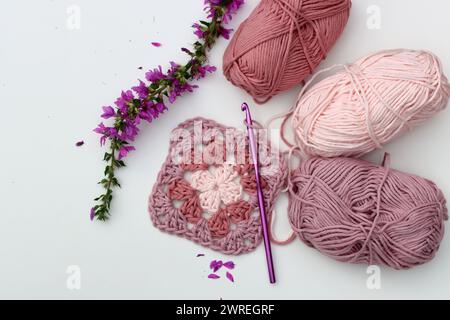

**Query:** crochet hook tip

left=241, top=102, right=249, bottom=112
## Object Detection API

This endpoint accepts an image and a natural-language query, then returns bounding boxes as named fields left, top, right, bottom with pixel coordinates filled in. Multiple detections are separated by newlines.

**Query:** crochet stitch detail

left=191, top=164, right=242, bottom=213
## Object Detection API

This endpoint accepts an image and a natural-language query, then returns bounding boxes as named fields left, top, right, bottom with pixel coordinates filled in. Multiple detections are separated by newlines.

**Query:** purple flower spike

left=226, top=272, right=234, bottom=283
left=92, top=0, right=244, bottom=221
left=223, top=261, right=235, bottom=270
left=208, top=274, right=220, bottom=280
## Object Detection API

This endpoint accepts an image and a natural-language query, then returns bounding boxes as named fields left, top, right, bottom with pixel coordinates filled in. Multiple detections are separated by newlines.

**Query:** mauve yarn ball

left=288, top=156, right=448, bottom=269
left=223, top=0, right=352, bottom=103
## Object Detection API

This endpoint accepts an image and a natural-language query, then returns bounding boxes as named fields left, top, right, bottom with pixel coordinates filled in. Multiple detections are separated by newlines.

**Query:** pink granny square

left=148, top=118, right=287, bottom=254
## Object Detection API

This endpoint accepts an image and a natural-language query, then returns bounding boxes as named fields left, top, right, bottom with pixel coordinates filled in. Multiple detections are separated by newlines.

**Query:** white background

left=1, top=0, right=450, bottom=299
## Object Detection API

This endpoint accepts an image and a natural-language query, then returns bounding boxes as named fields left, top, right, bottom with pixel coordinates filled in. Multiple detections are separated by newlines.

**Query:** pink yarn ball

left=291, top=49, right=450, bottom=158
left=223, top=0, right=352, bottom=103
left=288, top=156, right=448, bottom=269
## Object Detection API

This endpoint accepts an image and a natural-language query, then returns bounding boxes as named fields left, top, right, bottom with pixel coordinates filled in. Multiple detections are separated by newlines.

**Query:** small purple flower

left=146, top=66, right=165, bottom=83
left=139, top=102, right=154, bottom=122
left=208, top=274, right=220, bottom=280
left=151, top=42, right=162, bottom=47
left=94, top=123, right=107, bottom=135
left=90, top=208, right=96, bottom=221
left=155, top=102, right=166, bottom=113
left=219, top=27, right=233, bottom=40
left=120, top=121, right=139, bottom=141
left=192, top=23, right=206, bottom=38
left=168, top=90, right=177, bottom=103
left=222, top=0, right=245, bottom=24
left=132, top=80, right=149, bottom=99
left=167, top=61, right=180, bottom=78
left=115, top=90, right=134, bottom=113
left=94, top=123, right=118, bottom=146
left=118, top=145, right=136, bottom=160
left=101, top=106, right=116, bottom=119
left=76, top=141, right=84, bottom=147
left=195, top=65, right=217, bottom=79
left=204, top=0, right=221, bottom=19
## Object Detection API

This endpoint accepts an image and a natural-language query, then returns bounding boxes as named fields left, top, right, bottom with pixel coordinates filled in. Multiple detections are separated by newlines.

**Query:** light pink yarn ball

left=292, top=49, right=450, bottom=158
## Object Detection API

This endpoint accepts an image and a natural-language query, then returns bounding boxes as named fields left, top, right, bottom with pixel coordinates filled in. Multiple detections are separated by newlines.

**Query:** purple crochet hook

left=241, top=102, right=276, bottom=284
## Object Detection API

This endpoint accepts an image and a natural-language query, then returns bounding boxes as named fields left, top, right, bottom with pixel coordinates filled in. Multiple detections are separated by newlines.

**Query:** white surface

left=1, top=0, right=450, bottom=299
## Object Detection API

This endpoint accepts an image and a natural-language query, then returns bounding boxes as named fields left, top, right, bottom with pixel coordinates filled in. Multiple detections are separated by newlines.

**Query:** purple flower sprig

left=91, top=0, right=245, bottom=221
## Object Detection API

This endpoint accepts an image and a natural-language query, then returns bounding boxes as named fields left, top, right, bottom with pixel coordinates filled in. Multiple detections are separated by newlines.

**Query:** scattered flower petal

left=226, top=272, right=234, bottom=283
left=76, top=141, right=84, bottom=147
left=90, top=208, right=96, bottom=221
left=223, top=261, right=235, bottom=270
left=151, top=42, right=162, bottom=47
left=209, top=260, right=218, bottom=269
left=197, top=253, right=205, bottom=257
left=210, top=260, right=223, bottom=272
left=208, top=274, right=220, bottom=279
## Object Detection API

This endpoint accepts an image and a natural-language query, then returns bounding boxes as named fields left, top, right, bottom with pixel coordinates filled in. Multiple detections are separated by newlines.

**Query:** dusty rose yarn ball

left=223, top=0, right=352, bottom=103
left=288, top=156, right=448, bottom=269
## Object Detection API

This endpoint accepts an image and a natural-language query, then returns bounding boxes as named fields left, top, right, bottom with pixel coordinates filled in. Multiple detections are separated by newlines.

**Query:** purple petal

left=226, top=272, right=234, bottom=283
left=210, top=260, right=223, bottom=272
left=208, top=274, right=220, bottom=280
left=118, top=145, right=136, bottom=160
left=101, top=106, right=115, bottom=119
left=90, top=208, right=95, bottom=221
left=100, top=135, right=107, bottom=146
left=223, top=261, right=235, bottom=270
left=93, top=123, right=106, bottom=135
left=196, top=253, right=205, bottom=257
left=75, top=141, right=84, bottom=147
left=209, top=260, right=223, bottom=272
left=151, top=42, right=162, bottom=47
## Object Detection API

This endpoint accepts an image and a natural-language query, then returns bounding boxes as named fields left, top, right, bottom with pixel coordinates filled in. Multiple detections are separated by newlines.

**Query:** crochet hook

left=241, top=102, right=276, bottom=284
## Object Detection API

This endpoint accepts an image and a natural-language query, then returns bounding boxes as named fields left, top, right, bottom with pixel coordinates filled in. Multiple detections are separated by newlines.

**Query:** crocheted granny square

left=149, top=118, right=287, bottom=255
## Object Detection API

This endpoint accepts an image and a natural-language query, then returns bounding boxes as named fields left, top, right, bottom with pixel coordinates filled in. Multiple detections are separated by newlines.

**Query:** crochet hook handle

left=241, top=102, right=276, bottom=284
